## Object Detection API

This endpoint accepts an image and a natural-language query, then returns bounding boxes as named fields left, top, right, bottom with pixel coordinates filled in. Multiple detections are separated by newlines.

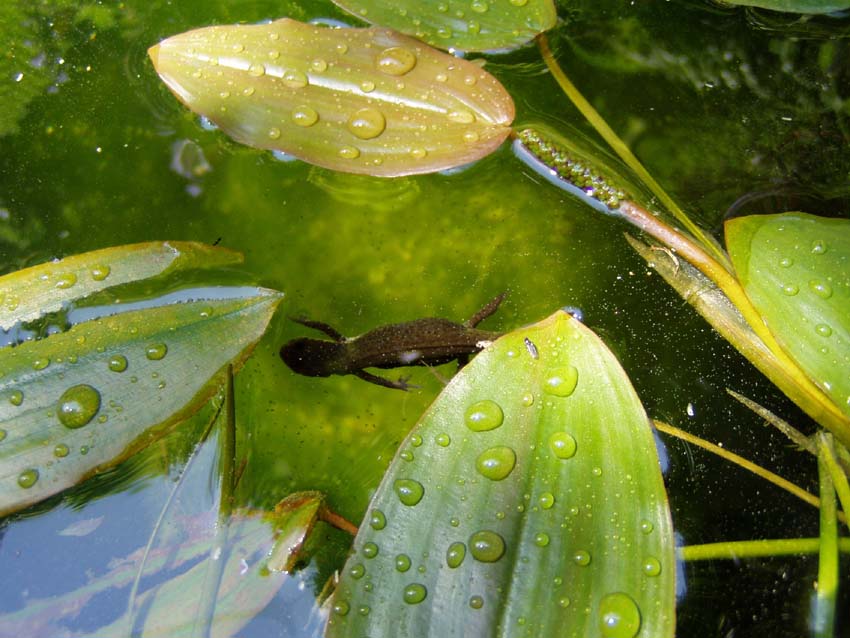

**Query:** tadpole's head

left=279, top=338, right=344, bottom=377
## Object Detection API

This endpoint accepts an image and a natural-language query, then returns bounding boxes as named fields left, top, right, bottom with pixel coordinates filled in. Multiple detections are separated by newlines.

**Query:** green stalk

left=625, top=229, right=850, bottom=445
left=536, top=33, right=732, bottom=272
left=817, top=433, right=850, bottom=534
left=680, top=537, right=850, bottom=561
left=812, top=435, right=838, bottom=638
left=534, top=34, right=850, bottom=442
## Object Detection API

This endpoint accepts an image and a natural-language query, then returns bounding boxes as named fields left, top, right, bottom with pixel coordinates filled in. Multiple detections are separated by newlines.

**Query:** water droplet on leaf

left=57, top=384, right=101, bottom=429
left=469, top=530, right=505, bottom=562
left=394, top=478, right=424, bottom=505
left=465, top=400, right=504, bottom=431
left=476, top=446, right=516, bottom=481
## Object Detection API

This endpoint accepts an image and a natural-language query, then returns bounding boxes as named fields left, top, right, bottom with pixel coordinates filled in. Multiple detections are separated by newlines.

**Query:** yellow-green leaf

left=148, top=19, right=515, bottom=176
left=0, top=241, right=242, bottom=331
left=726, top=213, right=850, bottom=418
left=330, top=0, right=558, bottom=52
left=327, top=310, right=675, bottom=637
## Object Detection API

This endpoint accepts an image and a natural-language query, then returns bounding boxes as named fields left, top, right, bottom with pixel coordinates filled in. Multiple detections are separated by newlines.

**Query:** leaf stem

left=536, top=33, right=732, bottom=271
left=812, top=434, right=838, bottom=638
left=680, top=537, right=850, bottom=561
left=652, top=420, right=831, bottom=517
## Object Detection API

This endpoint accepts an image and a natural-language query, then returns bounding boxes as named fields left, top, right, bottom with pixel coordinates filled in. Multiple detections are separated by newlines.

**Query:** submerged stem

left=536, top=33, right=732, bottom=271
left=680, top=537, right=850, bottom=561
left=813, top=436, right=838, bottom=638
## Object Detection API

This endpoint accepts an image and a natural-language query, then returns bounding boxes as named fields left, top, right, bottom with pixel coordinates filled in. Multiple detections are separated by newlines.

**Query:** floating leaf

left=726, top=213, right=850, bottom=418
left=148, top=19, right=515, bottom=176
left=719, top=0, right=850, bottom=14
left=327, top=310, right=675, bottom=637
left=330, top=0, right=557, bottom=52
left=0, top=284, right=282, bottom=516
left=0, top=241, right=242, bottom=331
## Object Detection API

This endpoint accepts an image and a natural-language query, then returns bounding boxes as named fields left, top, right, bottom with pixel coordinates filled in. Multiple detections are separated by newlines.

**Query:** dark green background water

left=1, top=0, right=848, bottom=636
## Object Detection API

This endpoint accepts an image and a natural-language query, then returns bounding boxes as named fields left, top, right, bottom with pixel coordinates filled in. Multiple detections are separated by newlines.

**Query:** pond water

left=0, top=0, right=848, bottom=636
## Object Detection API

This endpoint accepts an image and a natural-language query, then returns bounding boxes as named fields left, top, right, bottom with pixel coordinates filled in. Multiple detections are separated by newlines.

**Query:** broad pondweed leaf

left=330, top=0, right=557, bottom=52
left=148, top=19, right=515, bottom=176
left=326, top=310, right=675, bottom=638
left=0, top=286, right=282, bottom=516
left=0, top=503, right=305, bottom=637
left=720, top=0, right=850, bottom=13
left=0, top=241, right=242, bottom=331
left=726, top=213, right=850, bottom=418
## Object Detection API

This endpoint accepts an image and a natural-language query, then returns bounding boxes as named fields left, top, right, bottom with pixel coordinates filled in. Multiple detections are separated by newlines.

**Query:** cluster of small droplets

left=517, top=128, right=626, bottom=209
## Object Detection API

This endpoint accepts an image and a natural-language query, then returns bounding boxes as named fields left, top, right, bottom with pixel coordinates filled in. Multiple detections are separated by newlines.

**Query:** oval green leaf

left=148, top=19, right=515, bottom=176
left=726, top=212, right=850, bottom=418
left=0, top=241, right=242, bottom=331
left=0, top=287, right=282, bottom=516
left=330, top=0, right=557, bottom=52
left=327, top=310, right=675, bottom=637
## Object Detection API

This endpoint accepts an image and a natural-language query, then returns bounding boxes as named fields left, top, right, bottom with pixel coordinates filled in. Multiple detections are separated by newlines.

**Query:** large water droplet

left=599, top=592, right=641, bottom=638
left=534, top=532, right=550, bottom=547
left=394, top=478, right=424, bottom=505
left=815, top=323, right=833, bottom=337
left=469, top=595, right=484, bottom=609
left=548, top=431, right=577, bottom=459
left=369, top=509, right=387, bottom=530
left=247, top=63, right=265, bottom=77
left=90, top=265, right=111, bottom=281
left=642, top=557, right=661, bottom=576
left=349, top=563, right=365, bottom=579
left=471, top=0, right=489, bottom=12
left=57, top=384, right=101, bottom=429
left=573, top=550, right=591, bottom=566
left=395, top=554, right=412, bottom=572
left=338, top=145, right=361, bottom=160
left=108, top=354, right=128, bottom=372
left=145, top=343, right=168, bottom=360
left=809, top=280, right=833, bottom=299
left=465, top=400, right=504, bottom=431
left=18, top=469, right=38, bottom=488
left=376, top=47, right=417, bottom=75
left=362, top=542, right=379, bottom=558
left=435, top=433, right=451, bottom=447
left=55, top=273, right=78, bottom=289
left=476, top=446, right=516, bottom=481
left=469, top=530, right=505, bottom=562
left=292, top=105, right=319, bottom=127
left=9, top=390, right=23, bottom=406
left=811, top=240, right=827, bottom=255
left=539, top=491, right=555, bottom=509
left=282, top=69, right=308, bottom=88
left=54, top=443, right=70, bottom=458
left=32, top=357, right=50, bottom=371
left=448, top=109, right=475, bottom=124
left=403, top=583, right=427, bottom=604
left=447, top=541, right=466, bottom=568
left=543, top=366, right=579, bottom=396
left=333, top=600, right=350, bottom=616
left=347, top=107, right=386, bottom=140
left=781, top=283, right=799, bottom=296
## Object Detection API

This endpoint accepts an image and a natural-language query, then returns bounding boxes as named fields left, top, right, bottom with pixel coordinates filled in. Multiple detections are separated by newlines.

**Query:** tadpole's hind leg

left=355, top=369, right=418, bottom=391
left=464, top=291, right=507, bottom=328
left=289, top=317, right=346, bottom=342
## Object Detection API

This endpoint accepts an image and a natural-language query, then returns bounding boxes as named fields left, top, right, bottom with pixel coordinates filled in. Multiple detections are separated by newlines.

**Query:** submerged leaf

left=327, top=310, right=675, bottom=637
left=0, top=505, right=298, bottom=637
left=726, top=213, right=850, bottom=418
left=720, top=0, right=850, bottom=14
left=0, top=286, right=282, bottom=516
left=330, top=0, right=557, bottom=52
left=148, top=19, right=515, bottom=176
